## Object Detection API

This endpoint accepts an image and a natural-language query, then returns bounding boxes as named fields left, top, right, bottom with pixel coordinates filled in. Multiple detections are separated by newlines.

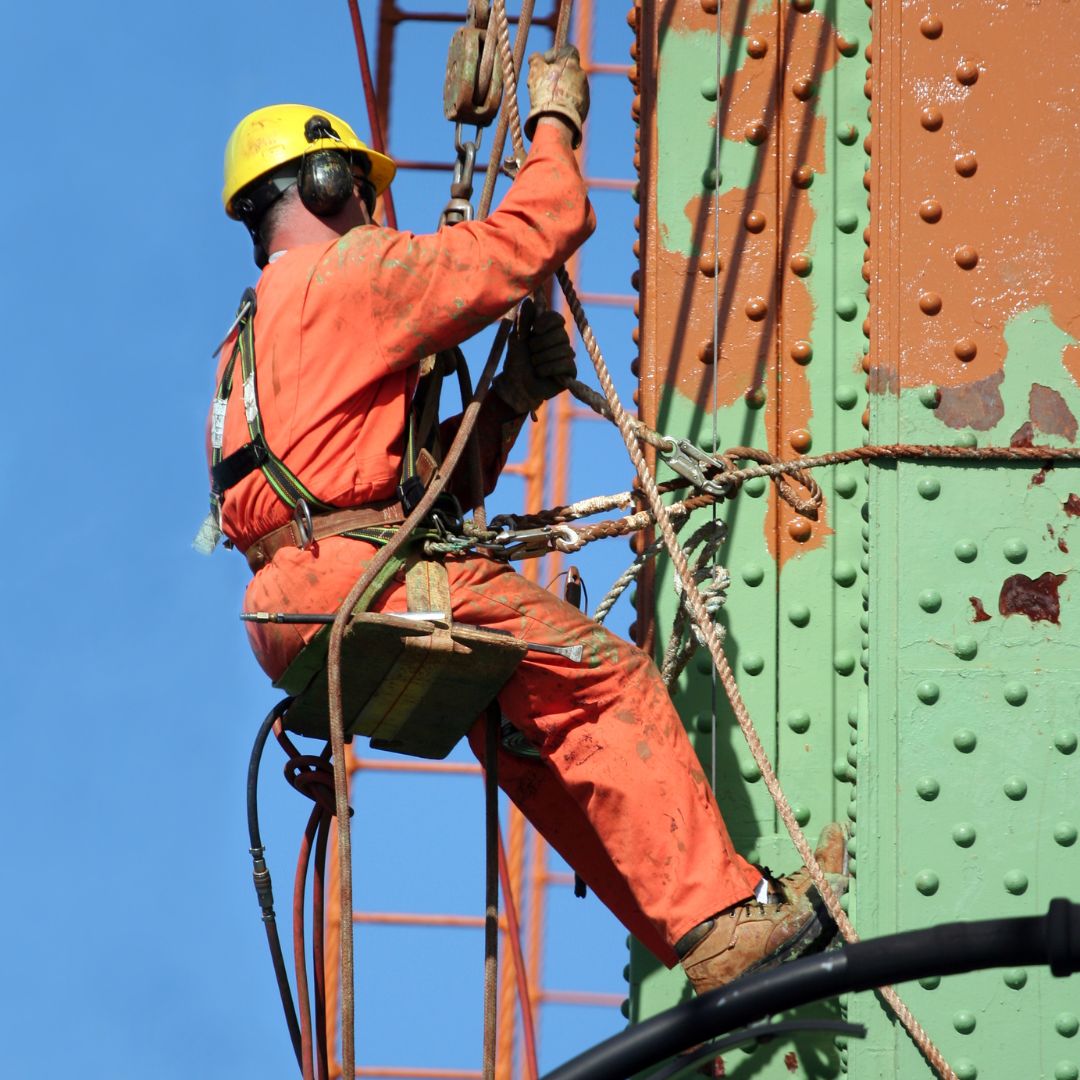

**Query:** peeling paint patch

left=1030, top=383, right=1078, bottom=440
left=970, top=596, right=992, bottom=622
left=1065, top=494, right=1080, bottom=517
left=935, top=370, right=1005, bottom=430
left=999, top=572, right=1066, bottom=624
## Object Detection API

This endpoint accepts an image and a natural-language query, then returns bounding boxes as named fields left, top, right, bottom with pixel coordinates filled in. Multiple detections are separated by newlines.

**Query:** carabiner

left=658, top=438, right=731, bottom=498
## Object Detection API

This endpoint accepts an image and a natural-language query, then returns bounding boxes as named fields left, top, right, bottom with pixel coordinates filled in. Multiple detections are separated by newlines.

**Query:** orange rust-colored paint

left=639, top=3, right=842, bottom=570
left=873, top=1, right=1080, bottom=395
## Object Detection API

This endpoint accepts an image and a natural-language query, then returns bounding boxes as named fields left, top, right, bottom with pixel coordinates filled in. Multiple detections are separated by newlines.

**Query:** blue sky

left=2, top=2, right=644, bottom=1075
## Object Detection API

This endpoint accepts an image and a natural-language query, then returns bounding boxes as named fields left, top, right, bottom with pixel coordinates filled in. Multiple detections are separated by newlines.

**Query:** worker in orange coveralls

left=206, top=47, right=847, bottom=994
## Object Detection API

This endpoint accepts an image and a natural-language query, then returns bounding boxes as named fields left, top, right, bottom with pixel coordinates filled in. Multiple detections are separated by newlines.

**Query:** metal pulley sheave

left=443, top=0, right=504, bottom=128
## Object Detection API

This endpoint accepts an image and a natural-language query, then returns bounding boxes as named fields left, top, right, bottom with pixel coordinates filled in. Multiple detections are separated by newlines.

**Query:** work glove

left=492, top=298, right=577, bottom=416
left=524, top=45, right=590, bottom=149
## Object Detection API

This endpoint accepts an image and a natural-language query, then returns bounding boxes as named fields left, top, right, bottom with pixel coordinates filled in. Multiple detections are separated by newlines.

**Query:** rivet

left=861, top=406, right=870, bottom=429
left=747, top=36, right=768, bottom=59
left=700, top=77, right=719, bottom=101
left=836, top=295, right=859, bottom=320
left=746, top=210, right=767, bottom=232
left=921, top=106, right=944, bottom=131
left=790, top=252, right=813, bottom=275
left=848, top=799, right=857, bottom=821
left=919, top=385, right=941, bottom=408
left=837, top=210, right=859, bottom=233
left=918, top=477, right=941, bottom=499
left=863, top=132, right=873, bottom=155
left=788, top=602, right=811, bottom=627
left=1003, top=968, right=1028, bottom=989
left=953, top=728, right=976, bottom=751
left=1055, top=822, right=1078, bottom=847
left=789, top=428, right=812, bottom=452
left=744, top=476, right=767, bottom=497
left=1055, top=730, right=1078, bottom=754
left=920, top=975, right=941, bottom=990
left=702, top=166, right=720, bottom=189
left=698, top=252, right=721, bottom=276
left=954, top=1012, right=977, bottom=1035
left=954, top=1061, right=978, bottom=1080
left=1002, top=682, right=1028, bottom=708
left=1055, top=1014, right=1080, bottom=1038
left=956, top=432, right=977, bottom=448
left=863, top=169, right=872, bottom=191
left=742, top=652, right=765, bottom=676
left=742, top=563, right=764, bottom=586
left=630, top=270, right=640, bottom=291
left=745, top=385, right=767, bottom=407
left=791, top=339, right=813, bottom=364
left=836, top=473, right=858, bottom=498
left=915, top=870, right=940, bottom=895
left=847, top=744, right=859, bottom=766
left=920, top=14, right=944, bottom=38
left=915, top=678, right=941, bottom=704
left=787, top=709, right=811, bottom=733
left=863, top=79, right=873, bottom=100
left=955, top=539, right=978, bottom=562
left=792, top=77, right=816, bottom=100
left=745, top=120, right=767, bottom=145
left=1004, top=870, right=1029, bottom=895
left=918, top=589, right=942, bottom=612
left=919, top=198, right=943, bottom=222
left=956, top=60, right=979, bottom=85
left=836, top=384, right=858, bottom=409
left=860, top=610, right=870, bottom=630
left=955, top=635, right=978, bottom=660
left=739, top=758, right=762, bottom=782
left=955, top=245, right=979, bottom=269
left=792, top=0, right=813, bottom=11
left=861, top=263, right=871, bottom=282
left=1003, top=776, right=1028, bottom=800
left=862, top=316, right=872, bottom=337
left=792, top=165, right=814, bottom=189
left=954, top=337, right=978, bottom=361
left=630, top=357, right=640, bottom=378
left=1003, top=538, right=1027, bottom=563
left=746, top=297, right=768, bottom=320
left=835, top=561, right=858, bottom=587
left=955, top=151, right=978, bottom=177
left=837, top=123, right=859, bottom=145
left=620, top=997, right=631, bottom=1019
left=952, top=823, right=976, bottom=847
left=789, top=517, right=813, bottom=543
left=837, top=33, right=859, bottom=57
left=919, top=292, right=943, bottom=315
left=1054, top=1063, right=1080, bottom=1080
left=834, top=650, right=857, bottom=675
left=698, top=340, right=716, bottom=365
left=917, top=776, right=941, bottom=801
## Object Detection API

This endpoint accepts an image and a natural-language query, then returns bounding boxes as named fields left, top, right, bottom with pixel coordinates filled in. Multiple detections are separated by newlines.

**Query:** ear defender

left=297, top=115, right=358, bottom=218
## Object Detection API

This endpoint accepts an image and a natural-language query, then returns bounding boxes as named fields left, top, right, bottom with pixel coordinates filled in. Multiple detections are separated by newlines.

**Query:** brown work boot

left=680, top=825, right=849, bottom=995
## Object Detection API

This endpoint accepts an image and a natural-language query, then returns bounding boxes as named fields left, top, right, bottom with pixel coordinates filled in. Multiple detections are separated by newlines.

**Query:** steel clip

left=659, top=438, right=730, bottom=497
left=479, top=526, right=560, bottom=560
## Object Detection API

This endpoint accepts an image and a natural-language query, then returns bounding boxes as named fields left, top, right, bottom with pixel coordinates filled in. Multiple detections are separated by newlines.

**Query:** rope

left=482, top=26, right=960, bottom=1065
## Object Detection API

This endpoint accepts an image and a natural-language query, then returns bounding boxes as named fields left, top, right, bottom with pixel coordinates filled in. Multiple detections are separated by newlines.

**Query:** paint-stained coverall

left=210, top=124, right=760, bottom=965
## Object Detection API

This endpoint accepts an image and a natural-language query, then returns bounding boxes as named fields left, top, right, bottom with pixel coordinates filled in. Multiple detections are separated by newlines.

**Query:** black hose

left=543, top=900, right=1080, bottom=1080
left=247, top=698, right=304, bottom=1070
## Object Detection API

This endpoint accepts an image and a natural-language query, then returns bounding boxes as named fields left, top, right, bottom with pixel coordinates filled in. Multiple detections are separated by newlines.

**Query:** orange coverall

left=210, top=125, right=760, bottom=965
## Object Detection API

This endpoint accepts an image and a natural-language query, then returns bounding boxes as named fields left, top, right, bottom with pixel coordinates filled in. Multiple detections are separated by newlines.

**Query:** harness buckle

left=659, top=438, right=730, bottom=497
left=293, top=499, right=314, bottom=550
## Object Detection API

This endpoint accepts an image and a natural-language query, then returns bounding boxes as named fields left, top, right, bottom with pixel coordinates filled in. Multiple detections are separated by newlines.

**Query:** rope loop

left=724, top=446, right=822, bottom=518
left=283, top=754, right=342, bottom=820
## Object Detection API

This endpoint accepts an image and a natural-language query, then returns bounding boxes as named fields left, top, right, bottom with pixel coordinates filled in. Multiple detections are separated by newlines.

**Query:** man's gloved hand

left=524, top=45, right=590, bottom=149
left=492, top=298, right=577, bottom=416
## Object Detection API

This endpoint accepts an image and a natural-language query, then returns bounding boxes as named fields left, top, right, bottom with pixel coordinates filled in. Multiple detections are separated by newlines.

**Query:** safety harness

left=200, top=285, right=526, bottom=759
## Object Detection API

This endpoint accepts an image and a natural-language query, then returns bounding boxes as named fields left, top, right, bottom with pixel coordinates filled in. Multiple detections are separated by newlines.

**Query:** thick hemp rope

left=487, top=2, right=962, bottom=1070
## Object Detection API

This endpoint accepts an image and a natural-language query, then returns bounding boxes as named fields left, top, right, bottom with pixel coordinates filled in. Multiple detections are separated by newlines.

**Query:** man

left=207, top=47, right=847, bottom=994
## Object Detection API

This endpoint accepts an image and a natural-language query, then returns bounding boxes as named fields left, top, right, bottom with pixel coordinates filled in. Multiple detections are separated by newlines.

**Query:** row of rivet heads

left=911, top=13, right=982, bottom=367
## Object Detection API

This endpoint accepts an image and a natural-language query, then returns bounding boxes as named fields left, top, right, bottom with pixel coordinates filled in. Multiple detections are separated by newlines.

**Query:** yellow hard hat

left=222, top=103, right=396, bottom=218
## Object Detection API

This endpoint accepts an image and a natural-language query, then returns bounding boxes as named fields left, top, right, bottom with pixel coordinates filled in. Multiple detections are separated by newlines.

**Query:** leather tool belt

left=244, top=498, right=406, bottom=573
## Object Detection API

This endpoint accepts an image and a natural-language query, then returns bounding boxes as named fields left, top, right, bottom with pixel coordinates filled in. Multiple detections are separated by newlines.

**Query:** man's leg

left=447, top=555, right=763, bottom=964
